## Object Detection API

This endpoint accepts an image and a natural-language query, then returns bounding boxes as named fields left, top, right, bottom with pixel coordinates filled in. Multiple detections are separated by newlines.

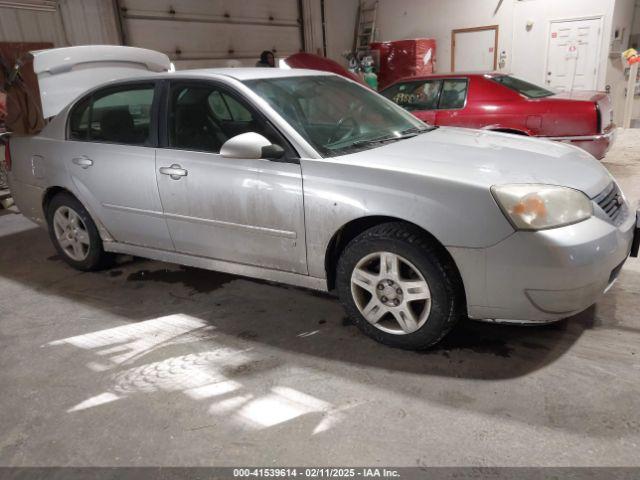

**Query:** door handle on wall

left=159, top=164, right=188, bottom=180
left=72, top=156, right=93, bottom=169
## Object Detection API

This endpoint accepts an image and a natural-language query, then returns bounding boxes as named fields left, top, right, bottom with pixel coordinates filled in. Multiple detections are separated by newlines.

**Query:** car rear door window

left=68, top=84, right=155, bottom=145
left=68, top=96, right=91, bottom=141
left=381, top=80, right=442, bottom=111
left=438, top=79, right=468, bottom=110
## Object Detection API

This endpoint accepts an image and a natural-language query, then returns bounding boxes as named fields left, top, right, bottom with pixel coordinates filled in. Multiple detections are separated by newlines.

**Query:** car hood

left=340, top=127, right=612, bottom=198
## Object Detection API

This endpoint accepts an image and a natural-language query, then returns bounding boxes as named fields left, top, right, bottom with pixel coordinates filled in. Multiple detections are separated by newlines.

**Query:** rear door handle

left=72, top=156, right=93, bottom=169
left=159, top=164, right=188, bottom=180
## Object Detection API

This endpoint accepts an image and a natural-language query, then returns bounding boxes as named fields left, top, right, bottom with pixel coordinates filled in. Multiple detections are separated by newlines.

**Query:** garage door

left=118, top=0, right=303, bottom=69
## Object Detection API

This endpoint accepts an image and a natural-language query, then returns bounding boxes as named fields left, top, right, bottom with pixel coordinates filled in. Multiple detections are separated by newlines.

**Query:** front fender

left=301, top=158, right=514, bottom=279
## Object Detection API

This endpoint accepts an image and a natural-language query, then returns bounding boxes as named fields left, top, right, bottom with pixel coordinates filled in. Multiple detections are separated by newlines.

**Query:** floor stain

left=222, top=358, right=280, bottom=378
left=434, top=336, right=513, bottom=358
left=237, top=330, right=259, bottom=340
left=429, top=323, right=514, bottom=358
left=47, top=255, right=62, bottom=262
left=108, top=270, right=123, bottom=278
left=126, top=266, right=234, bottom=294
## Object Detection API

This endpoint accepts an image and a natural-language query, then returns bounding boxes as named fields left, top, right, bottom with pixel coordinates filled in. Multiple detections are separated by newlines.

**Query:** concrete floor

left=1, top=132, right=640, bottom=467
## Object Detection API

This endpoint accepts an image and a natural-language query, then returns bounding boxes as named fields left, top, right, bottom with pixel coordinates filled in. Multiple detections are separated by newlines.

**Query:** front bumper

left=547, top=127, right=617, bottom=160
left=454, top=206, right=636, bottom=323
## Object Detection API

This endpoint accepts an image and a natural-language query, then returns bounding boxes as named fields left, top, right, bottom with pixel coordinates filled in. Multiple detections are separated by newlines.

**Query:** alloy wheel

left=350, top=251, right=431, bottom=335
left=52, top=206, right=90, bottom=261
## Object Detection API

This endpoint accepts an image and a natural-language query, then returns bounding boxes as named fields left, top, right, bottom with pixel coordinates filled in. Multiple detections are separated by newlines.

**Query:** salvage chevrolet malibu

left=5, top=47, right=640, bottom=349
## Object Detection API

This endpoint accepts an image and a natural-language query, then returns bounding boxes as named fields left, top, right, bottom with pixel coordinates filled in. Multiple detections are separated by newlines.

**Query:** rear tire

left=46, top=193, right=114, bottom=271
left=336, top=222, right=465, bottom=350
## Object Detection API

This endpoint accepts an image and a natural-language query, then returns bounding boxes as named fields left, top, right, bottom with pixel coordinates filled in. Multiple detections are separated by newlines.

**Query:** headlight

left=491, top=184, right=593, bottom=230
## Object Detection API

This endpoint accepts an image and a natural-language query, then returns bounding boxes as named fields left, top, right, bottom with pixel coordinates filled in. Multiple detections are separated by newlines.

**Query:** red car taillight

left=3, top=140, right=10, bottom=171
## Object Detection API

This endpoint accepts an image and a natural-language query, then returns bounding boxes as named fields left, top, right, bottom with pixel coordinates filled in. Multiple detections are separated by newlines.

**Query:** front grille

left=593, top=182, right=626, bottom=225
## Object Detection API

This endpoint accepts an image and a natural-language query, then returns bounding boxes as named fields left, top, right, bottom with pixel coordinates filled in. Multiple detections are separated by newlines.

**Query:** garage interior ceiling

left=117, top=0, right=304, bottom=67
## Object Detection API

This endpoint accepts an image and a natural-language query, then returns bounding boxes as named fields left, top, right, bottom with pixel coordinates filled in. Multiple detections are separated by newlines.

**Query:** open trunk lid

left=33, top=45, right=171, bottom=118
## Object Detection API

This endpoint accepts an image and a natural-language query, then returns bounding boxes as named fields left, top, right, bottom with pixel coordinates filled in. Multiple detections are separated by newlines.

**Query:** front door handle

left=159, top=164, right=188, bottom=180
left=72, top=156, right=93, bottom=169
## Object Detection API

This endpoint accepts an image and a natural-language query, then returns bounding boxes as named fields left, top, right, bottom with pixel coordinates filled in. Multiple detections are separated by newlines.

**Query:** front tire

left=46, top=193, right=113, bottom=271
left=336, top=222, right=465, bottom=350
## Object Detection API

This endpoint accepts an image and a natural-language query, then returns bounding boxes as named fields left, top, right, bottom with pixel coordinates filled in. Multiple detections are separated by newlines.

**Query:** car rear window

left=490, top=75, right=554, bottom=98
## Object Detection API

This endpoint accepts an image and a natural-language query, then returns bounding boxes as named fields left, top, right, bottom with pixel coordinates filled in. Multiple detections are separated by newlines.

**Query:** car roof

left=401, top=72, right=501, bottom=79
left=170, top=67, right=335, bottom=81
left=384, top=72, right=505, bottom=88
left=63, top=67, right=339, bottom=102
left=81, top=68, right=337, bottom=88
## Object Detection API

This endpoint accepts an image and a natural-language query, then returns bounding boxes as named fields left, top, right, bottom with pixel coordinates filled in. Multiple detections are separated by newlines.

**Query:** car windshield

left=244, top=75, right=432, bottom=157
left=489, top=75, right=554, bottom=98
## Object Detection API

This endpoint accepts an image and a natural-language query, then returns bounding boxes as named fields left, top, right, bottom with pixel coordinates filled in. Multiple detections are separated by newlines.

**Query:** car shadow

left=0, top=220, right=592, bottom=383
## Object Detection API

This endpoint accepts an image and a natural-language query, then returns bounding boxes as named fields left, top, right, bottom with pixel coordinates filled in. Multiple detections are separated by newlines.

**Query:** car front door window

left=169, top=85, right=276, bottom=153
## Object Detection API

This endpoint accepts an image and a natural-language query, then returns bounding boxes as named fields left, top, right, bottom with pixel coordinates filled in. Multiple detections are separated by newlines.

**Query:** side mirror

left=220, top=132, right=285, bottom=160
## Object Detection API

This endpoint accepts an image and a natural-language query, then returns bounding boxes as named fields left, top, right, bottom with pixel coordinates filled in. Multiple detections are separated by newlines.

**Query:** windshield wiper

left=330, top=127, right=435, bottom=154
left=400, top=126, right=437, bottom=135
left=350, top=131, right=420, bottom=148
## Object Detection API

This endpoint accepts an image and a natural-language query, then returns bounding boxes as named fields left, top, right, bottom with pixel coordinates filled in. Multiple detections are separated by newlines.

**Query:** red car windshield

left=489, top=75, right=554, bottom=99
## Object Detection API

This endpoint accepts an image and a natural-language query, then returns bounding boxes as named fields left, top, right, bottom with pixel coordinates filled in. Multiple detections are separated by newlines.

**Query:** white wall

left=511, top=0, right=615, bottom=91
left=605, top=0, right=637, bottom=123
left=372, top=0, right=618, bottom=90
left=325, top=0, right=618, bottom=84
left=375, top=0, right=515, bottom=74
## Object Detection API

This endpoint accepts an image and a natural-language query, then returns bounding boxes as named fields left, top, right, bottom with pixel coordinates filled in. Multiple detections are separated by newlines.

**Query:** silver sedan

left=6, top=47, right=639, bottom=349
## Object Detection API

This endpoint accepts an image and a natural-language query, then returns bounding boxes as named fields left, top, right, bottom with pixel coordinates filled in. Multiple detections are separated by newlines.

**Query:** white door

left=452, top=27, right=497, bottom=72
left=546, top=17, right=602, bottom=91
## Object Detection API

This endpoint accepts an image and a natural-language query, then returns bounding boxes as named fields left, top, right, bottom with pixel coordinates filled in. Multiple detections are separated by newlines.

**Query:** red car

left=380, top=73, right=615, bottom=159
